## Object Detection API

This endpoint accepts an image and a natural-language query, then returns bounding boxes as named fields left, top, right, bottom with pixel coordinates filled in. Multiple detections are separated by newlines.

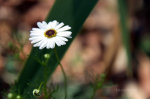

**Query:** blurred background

left=0, top=0, right=150, bottom=99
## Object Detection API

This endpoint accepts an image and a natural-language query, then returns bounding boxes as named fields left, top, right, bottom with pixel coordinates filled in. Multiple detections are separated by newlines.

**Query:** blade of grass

left=117, top=0, right=132, bottom=77
left=11, top=0, right=98, bottom=98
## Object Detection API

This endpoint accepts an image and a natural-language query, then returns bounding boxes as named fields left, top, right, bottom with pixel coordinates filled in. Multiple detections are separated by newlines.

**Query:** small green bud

left=16, top=95, right=21, bottom=99
left=8, top=93, right=13, bottom=99
left=44, top=53, right=50, bottom=59
left=33, top=89, right=40, bottom=96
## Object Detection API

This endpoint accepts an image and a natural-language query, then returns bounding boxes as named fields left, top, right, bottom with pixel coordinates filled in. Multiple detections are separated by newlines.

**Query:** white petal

left=39, top=39, right=47, bottom=49
left=42, top=21, right=47, bottom=26
left=55, top=22, right=64, bottom=30
left=30, top=29, right=43, bottom=35
left=57, top=31, right=72, bottom=38
left=30, top=32, right=42, bottom=37
left=51, top=20, right=58, bottom=28
left=47, top=20, right=58, bottom=29
left=50, top=41, right=55, bottom=49
left=46, top=39, right=55, bottom=49
left=30, top=30, right=40, bottom=33
left=54, top=37, right=61, bottom=46
left=55, top=37, right=66, bottom=46
left=47, top=22, right=53, bottom=29
left=31, top=38, right=42, bottom=44
left=57, top=36, right=68, bottom=42
left=29, top=36, right=43, bottom=41
left=37, top=22, right=42, bottom=28
left=33, top=40, right=43, bottom=47
left=57, top=25, right=71, bottom=32
left=32, top=28, right=40, bottom=31
left=32, top=37, right=46, bottom=47
left=30, top=29, right=45, bottom=37
left=46, top=41, right=51, bottom=49
left=37, top=22, right=47, bottom=29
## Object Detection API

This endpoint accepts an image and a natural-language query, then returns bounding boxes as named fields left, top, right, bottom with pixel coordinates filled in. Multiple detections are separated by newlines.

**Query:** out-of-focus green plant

left=140, top=36, right=150, bottom=57
left=90, top=74, right=106, bottom=99
left=9, top=0, right=98, bottom=99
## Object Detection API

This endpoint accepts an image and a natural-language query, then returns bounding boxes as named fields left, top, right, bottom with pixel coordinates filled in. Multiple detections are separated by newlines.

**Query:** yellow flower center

left=44, top=29, right=57, bottom=38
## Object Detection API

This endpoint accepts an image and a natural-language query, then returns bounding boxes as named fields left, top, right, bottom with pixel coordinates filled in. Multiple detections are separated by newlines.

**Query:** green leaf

left=11, top=0, right=98, bottom=98
left=118, top=0, right=132, bottom=77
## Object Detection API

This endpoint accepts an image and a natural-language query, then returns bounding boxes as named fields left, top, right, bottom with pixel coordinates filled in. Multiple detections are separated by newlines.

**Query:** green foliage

left=90, top=74, right=106, bottom=99
left=10, top=0, right=98, bottom=98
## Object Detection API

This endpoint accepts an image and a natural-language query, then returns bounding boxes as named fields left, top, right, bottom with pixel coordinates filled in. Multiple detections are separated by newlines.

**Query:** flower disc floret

left=44, top=29, right=57, bottom=38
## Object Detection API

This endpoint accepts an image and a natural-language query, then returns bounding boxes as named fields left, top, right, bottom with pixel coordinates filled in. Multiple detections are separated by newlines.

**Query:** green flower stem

left=38, top=82, right=43, bottom=90
left=35, top=53, right=50, bottom=98
left=43, top=53, right=51, bottom=98
left=54, top=48, right=67, bottom=99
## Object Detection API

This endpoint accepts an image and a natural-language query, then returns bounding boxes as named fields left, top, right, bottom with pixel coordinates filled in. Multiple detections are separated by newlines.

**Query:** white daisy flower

left=29, top=20, right=72, bottom=49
